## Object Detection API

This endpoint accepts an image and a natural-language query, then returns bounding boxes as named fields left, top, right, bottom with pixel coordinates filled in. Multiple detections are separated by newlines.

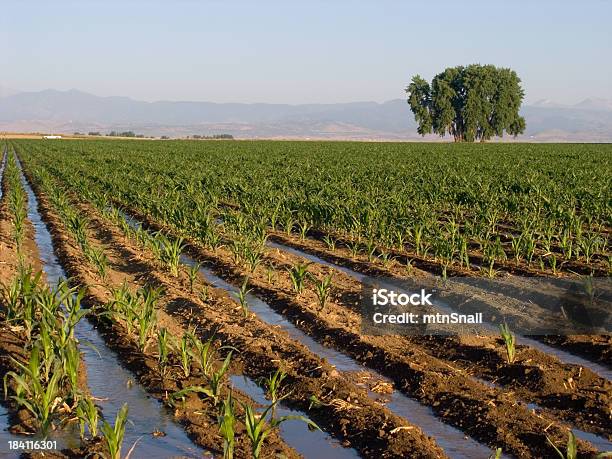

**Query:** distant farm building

left=43, top=135, right=62, bottom=139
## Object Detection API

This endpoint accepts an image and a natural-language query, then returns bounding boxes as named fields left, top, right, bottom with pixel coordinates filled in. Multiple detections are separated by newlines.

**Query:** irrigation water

left=16, top=157, right=207, bottom=458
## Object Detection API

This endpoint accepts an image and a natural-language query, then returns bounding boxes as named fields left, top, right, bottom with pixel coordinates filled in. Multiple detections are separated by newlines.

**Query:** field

left=1, top=139, right=610, bottom=458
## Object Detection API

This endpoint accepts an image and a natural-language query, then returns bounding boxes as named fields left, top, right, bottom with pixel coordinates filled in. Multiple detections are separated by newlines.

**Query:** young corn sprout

left=189, top=333, right=216, bottom=377
left=313, top=274, right=333, bottom=311
left=4, top=350, right=63, bottom=434
left=135, top=284, right=163, bottom=352
left=262, top=368, right=287, bottom=404
left=76, top=396, right=100, bottom=439
left=218, top=393, right=236, bottom=459
left=209, top=352, right=232, bottom=405
left=162, top=236, right=185, bottom=276
left=546, top=431, right=577, bottom=459
left=62, top=339, right=81, bottom=401
left=167, top=385, right=213, bottom=408
left=178, top=333, right=194, bottom=378
left=231, top=277, right=252, bottom=317
left=157, top=328, right=172, bottom=382
left=187, top=261, right=201, bottom=293
left=288, top=262, right=310, bottom=295
left=100, top=403, right=129, bottom=459
left=499, top=323, right=516, bottom=364
left=86, top=246, right=109, bottom=280
left=242, top=400, right=320, bottom=459
left=323, top=234, right=337, bottom=251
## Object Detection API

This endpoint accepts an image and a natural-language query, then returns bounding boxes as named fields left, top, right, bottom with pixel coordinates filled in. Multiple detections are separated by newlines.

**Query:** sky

left=1, top=0, right=611, bottom=105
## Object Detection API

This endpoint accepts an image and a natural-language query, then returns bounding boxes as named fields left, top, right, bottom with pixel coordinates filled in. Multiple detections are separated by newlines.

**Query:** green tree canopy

left=406, top=64, right=526, bottom=142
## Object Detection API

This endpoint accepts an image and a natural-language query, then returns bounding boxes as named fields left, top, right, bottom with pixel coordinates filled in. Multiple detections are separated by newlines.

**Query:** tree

left=406, top=64, right=526, bottom=142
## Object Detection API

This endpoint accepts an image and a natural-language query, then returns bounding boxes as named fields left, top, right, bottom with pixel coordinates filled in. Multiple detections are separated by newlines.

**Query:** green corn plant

left=178, top=333, right=194, bottom=378
left=348, top=241, right=360, bottom=258
left=162, top=236, right=185, bottom=276
left=62, top=339, right=81, bottom=402
left=499, top=323, right=516, bottom=364
left=242, top=401, right=320, bottom=459
left=76, top=396, right=100, bottom=439
left=135, top=285, right=162, bottom=352
left=36, top=322, right=56, bottom=382
left=231, top=277, right=251, bottom=317
left=288, top=263, right=310, bottom=295
left=378, top=251, right=393, bottom=268
left=283, top=215, right=294, bottom=235
left=136, top=300, right=156, bottom=353
left=209, top=352, right=232, bottom=404
left=86, top=246, right=109, bottom=280
left=157, top=328, right=172, bottom=382
left=313, top=274, right=333, bottom=311
left=199, top=285, right=210, bottom=303
left=323, top=234, right=336, bottom=251
left=166, top=385, right=212, bottom=408
left=262, top=369, right=287, bottom=404
left=59, top=284, right=89, bottom=341
left=189, top=333, right=216, bottom=377
left=546, top=431, right=577, bottom=459
left=187, top=262, right=201, bottom=293
left=245, top=247, right=263, bottom=273
left=100, top=403, right=129, bottom=459
left=218, top=393, right=236, bottom=459
left=297, top=220, right=311, bottom=240
left=4, top=352, right=63, bottom=434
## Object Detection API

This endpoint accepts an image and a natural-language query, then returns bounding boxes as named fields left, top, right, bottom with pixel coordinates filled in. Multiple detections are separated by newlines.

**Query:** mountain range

left=2, top=89, right=612, bottom=142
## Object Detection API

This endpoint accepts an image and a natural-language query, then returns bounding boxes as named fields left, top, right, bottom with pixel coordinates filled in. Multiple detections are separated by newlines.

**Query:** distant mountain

left=0, top=85, right=19, bottom=99
left=573, top=98, right=612, bottom=111
left=1, top=89, right=612, bottom=141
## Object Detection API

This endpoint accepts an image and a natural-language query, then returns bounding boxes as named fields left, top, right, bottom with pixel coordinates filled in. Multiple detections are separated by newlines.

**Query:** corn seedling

left=62, top=339, right=81, bottom=401
left=242, top=400, right=320, bottom=459
left=76, top=396, right=99, bottom=439
left=167, top=386, right=213, bottom=408
left=162, top=236, right=185, bottom=276
left=190, top=333, right=216, bottom=377
left=313, top=274, right=333, bottom=311
left=86, top=246, right=109, bottom=280
left=546, top=431, right=578, bottom=459
left=231, top=277, right=251, bottom=317
left=499, top=323, right=516, bottom=364
left=262, top=368, right=287, bottom=404
left=288, top=262, right=310, bottom=295
left=178, top=333, right=194, bottom=378
left=4, top=351, right=63, bottom=434
left=100, top=403, right=129, bottom=459
left=187, top=261, right=201, bottom=293
left=209, top=352, right=232, bottom=404
left=218, top=393, right=236, bottom=459
left=157, top=328, right=172, bottom=382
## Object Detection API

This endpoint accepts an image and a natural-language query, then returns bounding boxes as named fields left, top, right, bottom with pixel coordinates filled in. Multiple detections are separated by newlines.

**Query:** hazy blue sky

left=1, top=0, right=610, bottom=104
